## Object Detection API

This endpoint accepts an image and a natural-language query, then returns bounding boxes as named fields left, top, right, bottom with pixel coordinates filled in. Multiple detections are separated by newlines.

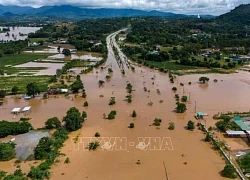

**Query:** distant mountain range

left=0, top=5, right=213, bottom=19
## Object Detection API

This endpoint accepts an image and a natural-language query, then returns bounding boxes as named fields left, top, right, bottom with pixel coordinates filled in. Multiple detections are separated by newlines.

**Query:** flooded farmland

left=0, top=27, right=41, bottom=41
left=14, top=62, right=64, bottom=75
left=1, top=31, right=249, bottom=179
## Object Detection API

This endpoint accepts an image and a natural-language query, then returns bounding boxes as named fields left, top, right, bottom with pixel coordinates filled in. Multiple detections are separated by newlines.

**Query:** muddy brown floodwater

left=1, top=30, right=249, bottom=179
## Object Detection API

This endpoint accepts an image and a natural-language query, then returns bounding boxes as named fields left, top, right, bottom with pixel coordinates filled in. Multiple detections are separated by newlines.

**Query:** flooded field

left=14, top=62, right=64, bottom=75
left=0, top=27, right=41, bottom=41
left=48, top=53, right=103, bottom=61
left=1, top=31, right=249, bottom=179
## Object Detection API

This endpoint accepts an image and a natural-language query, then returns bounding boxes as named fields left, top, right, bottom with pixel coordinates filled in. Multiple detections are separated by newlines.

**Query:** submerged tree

left=45, top=117, right=61, bottom=129
left=129, top=123, right=134, bottom=128
left=98, top=80, right=105, bottom=87
left=63, top=107, right=84, bottom=132
left=88, top=141, right=100, bottom=150
left=187, top=120, right=195, bottom=130
left=199, top=77, right=209, bottom=84
left=168, top=122, right=175, bottom=130
left=221, top=164, right=237, bottom=179
left=175, top=102, right=187, bottom=113
left=71, top=80, right=83, bottom=93
left=132, top=110, right=137, bottom=117
left=62, top=48, right=71, bottom=56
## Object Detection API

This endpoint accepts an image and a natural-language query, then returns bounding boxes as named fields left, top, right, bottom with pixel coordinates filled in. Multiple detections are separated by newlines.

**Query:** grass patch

left=28, top=38, right=50, bottom=43
left=24, top=46, right=47, bottom=51
left=173, top=68, right=234, bottom=75
left=75, top=51, right=103, bottom=57
left=0, top=76, right=51, bottom=93
left=5, top=67, right=48, bottom=75
left=146, top=61, right=196, bottom=71
left=0, top=53, right=51, bottom=67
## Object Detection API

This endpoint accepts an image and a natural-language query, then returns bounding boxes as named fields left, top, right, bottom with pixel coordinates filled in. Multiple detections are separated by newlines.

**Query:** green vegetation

left=108, top=68, right=113, bottom=74
left=0, top=53, right=50, bottom=67
left=213, top=111, right=250, bottom=120
left=0, top=90, right=6, bottom=98
left=129, top=123, right=135, bottom=128
left=132, top=110, right=137, bottom=118
left=45, top=117, right=61, bottom=129
left=0, top=120, right=32, bottom=138
left=175, top=102, right=187, bottom=113
left=187, top=120, right=195, bottom=130
left=0, top=76, right=51, bottom=94
left=0, top=170, right=6, bottom=179
left=220, top=164, right=237, bottom=179
left=63, top=107, right=84, bottom=132
left=152, top=118, right=162, bottom=126
left=0, top=53, right=52, bottom=75
left=98, top=80, right=105, bottom=87
left=107, top=110, right=117, bottom=120
left=199, top=77, right=210, bottom=84
left=109, top=97, right=116, bottom=105
left=28, top=127, right=69, bottom=180
left=172, top=87, right=177, bottom=91
left=94, top=132, right=100, bottom=137
left=181, top=95, right=188, bottom=102
left=62, top=49, right=71, bottom=56
left=106, top=75, right=111, bottom=80
left=2, top=169, right=28, bottom=180
left=34, top=137, right=54, bottom=160
left=26, top=82, right=40, bottom=97
left=0, top=142, right=15, bottom=161
left=88, top=141, right=100, bottom=151
left=126, top=83, right=133, bottom=93
left=174, top=94, right=180, bottom=101
left=28, top=38, right=50, bottom=43
left=20, top=117, right=31, bottom=121
left=0, top=40, right=27, bottom=56
left=82, top=111, right=87, bottom=119
left=83, top=101, right=89, bottom=107
left=120, top=14, right=250, bottom=73
left=126, top=95, right=132, bottom=103
left=204, top=133, right=212, bottom=142
left=64, top=157, right=70, bottom=164
left=168, top=122, right=175, bottom=130
left=215, top=115, right=241, bottom=132
left=71, top=79, right=83, bottom=93
left=82, top=91, right=87, bottom=98
left=11, top=86, right=19, bottom=95
left=237, top=152, right=250, bottom=174
left=70, top=75, right=84, bottom=93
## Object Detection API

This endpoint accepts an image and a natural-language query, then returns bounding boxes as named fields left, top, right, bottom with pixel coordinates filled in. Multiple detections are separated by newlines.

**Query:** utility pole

left=195, top=101, right=197, bottom=113
left=163, top=161, right=169, bottom=180
left=188, top=92, right=191, bottom=104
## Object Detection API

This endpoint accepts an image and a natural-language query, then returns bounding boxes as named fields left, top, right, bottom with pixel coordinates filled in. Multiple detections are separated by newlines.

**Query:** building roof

left=234, top=116, right=241, bottom=121
left=226, top=131, right=246, bottom=135
left=22, top=106, right=31, bottom=112
left=234, top=120, right=250, bottom=131
left=12, top=108, right=21, bottom=113
left=61, top=89, right=68, bottom=93
left=197, top=112, right=204, bottom=116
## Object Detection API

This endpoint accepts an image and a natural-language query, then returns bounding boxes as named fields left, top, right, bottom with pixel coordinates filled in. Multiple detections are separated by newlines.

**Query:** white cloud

left=0, top=0, right=249, bottom=15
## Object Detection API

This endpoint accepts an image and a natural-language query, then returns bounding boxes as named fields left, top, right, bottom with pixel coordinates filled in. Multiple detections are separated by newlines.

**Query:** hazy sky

left=0, top=0, right=249, bottom=15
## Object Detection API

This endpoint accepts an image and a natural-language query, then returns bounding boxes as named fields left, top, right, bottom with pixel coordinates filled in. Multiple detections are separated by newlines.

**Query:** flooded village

left=1, top=15, right=250, bottom=180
